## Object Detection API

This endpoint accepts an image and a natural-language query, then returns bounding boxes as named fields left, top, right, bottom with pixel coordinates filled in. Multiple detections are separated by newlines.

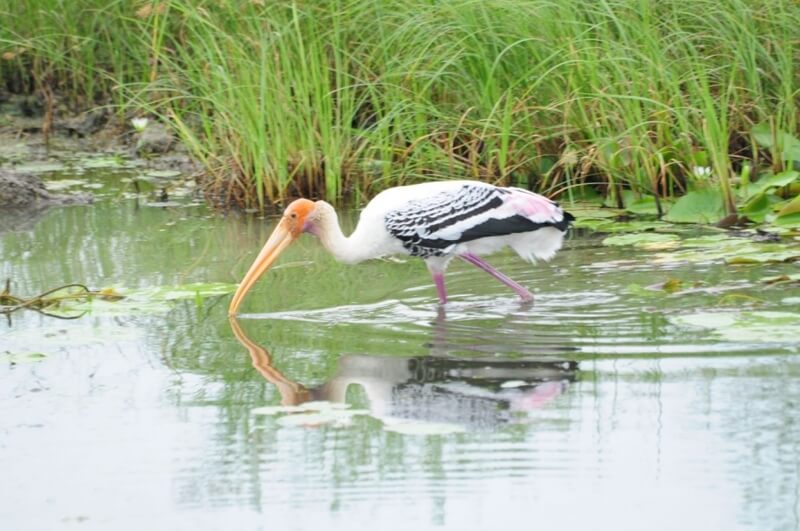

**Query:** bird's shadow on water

left=230, top=311, right=580, bottom=431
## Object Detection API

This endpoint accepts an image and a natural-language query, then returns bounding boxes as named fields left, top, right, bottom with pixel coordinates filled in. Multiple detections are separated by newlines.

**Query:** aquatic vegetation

left=602, top=233, right=681, bottom=249
left=0, top=281, right=237, bottom=318
left=671, top=311, right=800, bottom=343
left=1, top=0, right=798, bottom=216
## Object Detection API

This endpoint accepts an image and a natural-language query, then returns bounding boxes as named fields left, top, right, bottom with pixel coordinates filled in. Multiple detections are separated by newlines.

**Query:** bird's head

left=228, top=198, right=320, bottom=315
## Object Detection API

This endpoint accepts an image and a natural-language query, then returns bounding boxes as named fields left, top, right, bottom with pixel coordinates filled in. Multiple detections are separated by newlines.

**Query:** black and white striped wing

left=384, top=183, right=572, bottom=258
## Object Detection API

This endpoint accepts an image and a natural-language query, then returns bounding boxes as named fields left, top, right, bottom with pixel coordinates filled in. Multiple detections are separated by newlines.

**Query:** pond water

left=1, top=168, right=800, bottom=531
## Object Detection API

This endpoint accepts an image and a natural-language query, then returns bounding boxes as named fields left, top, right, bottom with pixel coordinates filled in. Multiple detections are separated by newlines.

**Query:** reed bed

left=1, top=0, right=798, bottom=211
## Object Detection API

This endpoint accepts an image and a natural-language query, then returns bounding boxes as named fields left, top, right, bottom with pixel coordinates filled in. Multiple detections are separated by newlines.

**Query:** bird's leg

left=426, top=262, right=448, bottom=305
left=459, top=253, right=533, bottom=301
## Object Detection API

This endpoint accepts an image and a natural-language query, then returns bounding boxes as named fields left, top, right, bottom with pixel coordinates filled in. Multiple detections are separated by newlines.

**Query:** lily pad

left=602, top=233, right=680, bottom=248
left=752, top=122, right=800, bottom=163
left=762, top=273, right=800, bottom=285
left=772, top=212, right=800, bottom=229
left=620, top=192, right=671, bottom=215
left=725, top=248, right=800, bottom=264
left=671, top=310, right=800, bottom=343
left=664, top=188, right=726, bottom=224
left=747, top=170, right=800, bottom=197
left=565, top=204, right=623, bottom=219
left=777, top=194, right=800, bottom=217
left=679, top=234, right=738, bottom=247
left=573, top=218, right=613, bottom=230
left=580, top=219, right=673, bottom=233
left=654, top=238, right=799, bottom=265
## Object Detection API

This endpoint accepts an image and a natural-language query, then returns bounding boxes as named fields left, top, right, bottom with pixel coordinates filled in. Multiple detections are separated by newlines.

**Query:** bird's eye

left=290, top=212, right=297, bottom=219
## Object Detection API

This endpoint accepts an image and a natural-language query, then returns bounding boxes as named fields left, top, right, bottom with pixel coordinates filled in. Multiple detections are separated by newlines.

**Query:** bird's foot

left=517, top=289, right=534, bottom=302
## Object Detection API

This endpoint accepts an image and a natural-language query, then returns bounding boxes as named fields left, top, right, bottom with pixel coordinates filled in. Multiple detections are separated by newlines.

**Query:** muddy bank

left=0, top=169, right=92, bottom=209
left=0, top=169, right=94, bottom=235
left=0, top=92, right=200, bottom=175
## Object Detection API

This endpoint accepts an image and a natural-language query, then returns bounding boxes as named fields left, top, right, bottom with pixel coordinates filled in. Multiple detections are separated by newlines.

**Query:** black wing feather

left=384, top=183, right=570, bottom=258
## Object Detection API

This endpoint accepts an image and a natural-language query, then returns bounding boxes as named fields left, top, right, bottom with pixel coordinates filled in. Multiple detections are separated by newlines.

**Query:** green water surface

left=1, top=169, right=800, bottom=531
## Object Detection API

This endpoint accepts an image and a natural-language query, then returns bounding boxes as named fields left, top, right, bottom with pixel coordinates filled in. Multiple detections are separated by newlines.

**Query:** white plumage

left=228, top=180, right=574, bottom=313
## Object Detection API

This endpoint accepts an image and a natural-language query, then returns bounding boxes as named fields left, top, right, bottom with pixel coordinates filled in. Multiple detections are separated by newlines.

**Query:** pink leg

left=459, top=253, right=533, bottom=301
left=426, top=263, right=448, bottom=304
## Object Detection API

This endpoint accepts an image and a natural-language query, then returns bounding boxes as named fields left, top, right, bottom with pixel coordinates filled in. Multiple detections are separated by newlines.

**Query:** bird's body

left=228, top=180, right=573, bottom=314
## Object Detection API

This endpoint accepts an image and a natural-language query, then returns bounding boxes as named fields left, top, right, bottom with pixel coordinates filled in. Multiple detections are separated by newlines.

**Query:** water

left=1, top=172, right=800, bottom=531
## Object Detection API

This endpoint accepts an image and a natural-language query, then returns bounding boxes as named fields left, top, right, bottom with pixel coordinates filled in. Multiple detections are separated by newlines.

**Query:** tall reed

left=1, top=0, right=798, bottom=209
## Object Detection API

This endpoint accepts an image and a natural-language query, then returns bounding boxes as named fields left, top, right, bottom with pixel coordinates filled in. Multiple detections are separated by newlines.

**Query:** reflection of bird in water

left=229, top=318, right=578, bottom=431
left=229, top=180, right=574, bottom=313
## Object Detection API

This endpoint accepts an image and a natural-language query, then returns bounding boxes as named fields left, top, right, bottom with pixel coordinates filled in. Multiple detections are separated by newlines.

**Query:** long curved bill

left=228, top=219, right=296, bottom=315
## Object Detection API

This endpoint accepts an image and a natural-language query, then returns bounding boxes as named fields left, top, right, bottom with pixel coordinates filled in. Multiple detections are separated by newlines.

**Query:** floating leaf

left=777, top=194, right=800, bottom=217
left=583, top=219, right=673, bottom=233
left=752, top=122, right=800, bottom=163
left=671, top=310, right=800, bottom=342
left=621, top=192, right=670, bottom=215
left=664, top=189, right=726, bottom=224
left=762, top=274, right=800, bottom=285
left=772, top=212, right=800, bottom=229
left=566, top=206, right=622, bottom=219
left=573, top=218, right=613, bottom=230
left=747, top=170, right=799, bottom=197
left=679, top=234, right=737, bottom=247
left=741, top=193, right=774, bottom=222
left=602, top=233, right=680, bottom=248
left=726, top=248, right=800, bottom=264
left=652, top=235, right=799, bottom=265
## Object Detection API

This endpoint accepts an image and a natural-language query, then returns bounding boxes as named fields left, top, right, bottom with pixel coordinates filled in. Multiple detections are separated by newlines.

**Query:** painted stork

left=228, top=180, right=574, bottom=314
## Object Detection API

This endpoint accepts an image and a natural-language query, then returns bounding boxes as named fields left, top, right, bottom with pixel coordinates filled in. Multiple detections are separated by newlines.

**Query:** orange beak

left=228, top=218, right=296, bottom=315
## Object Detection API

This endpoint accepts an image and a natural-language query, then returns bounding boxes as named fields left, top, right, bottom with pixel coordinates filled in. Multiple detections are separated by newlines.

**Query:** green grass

left=1, top=0, right=799, bottom=216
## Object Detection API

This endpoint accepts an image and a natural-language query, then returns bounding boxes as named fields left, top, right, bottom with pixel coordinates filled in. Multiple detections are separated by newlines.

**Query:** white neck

left=312, top=201, right=370, bottom=264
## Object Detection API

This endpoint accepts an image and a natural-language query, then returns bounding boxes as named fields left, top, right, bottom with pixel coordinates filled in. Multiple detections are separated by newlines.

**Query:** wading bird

left=228, top=180, right=574, bottom=314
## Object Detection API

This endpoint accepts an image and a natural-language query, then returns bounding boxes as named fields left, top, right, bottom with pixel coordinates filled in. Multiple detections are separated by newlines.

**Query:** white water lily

left=692, top=165, right=712, bottom=179
left=131, top=117, right=149, bottom=132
